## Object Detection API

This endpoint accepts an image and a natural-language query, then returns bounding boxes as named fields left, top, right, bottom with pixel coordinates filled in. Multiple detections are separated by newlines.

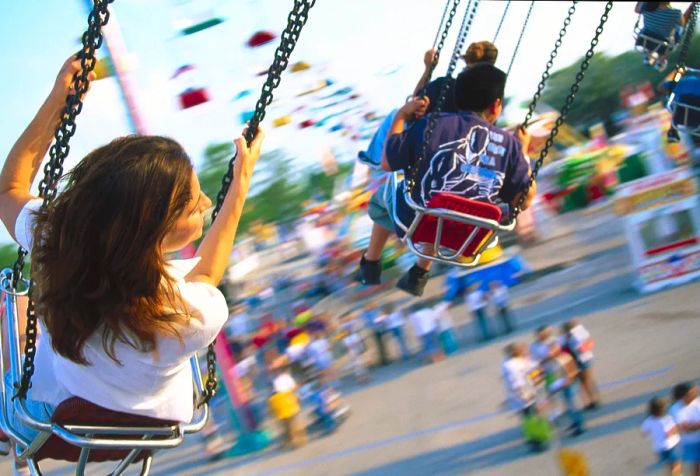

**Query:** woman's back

left=16, top=200, right=228, bottom=422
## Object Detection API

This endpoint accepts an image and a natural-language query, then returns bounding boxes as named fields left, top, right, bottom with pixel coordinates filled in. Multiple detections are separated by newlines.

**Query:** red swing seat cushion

left=412, top=193, right=502, bottom=258
left=35, top=397, right=177, bottom=463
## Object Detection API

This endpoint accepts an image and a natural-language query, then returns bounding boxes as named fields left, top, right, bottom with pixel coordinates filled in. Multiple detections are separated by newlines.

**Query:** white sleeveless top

left=15, top=200, right=228, bottom=422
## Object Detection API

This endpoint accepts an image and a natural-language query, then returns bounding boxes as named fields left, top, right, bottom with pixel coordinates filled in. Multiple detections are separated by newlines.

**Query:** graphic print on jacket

left=420, top=124, right=506, bottom=206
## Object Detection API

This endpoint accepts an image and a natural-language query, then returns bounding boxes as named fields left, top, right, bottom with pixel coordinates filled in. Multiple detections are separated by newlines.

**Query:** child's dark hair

left=642, top=2, right=661, bottom=12
left=673, top=382, right=692, bottom=401
left=648, top=397, right=666, bottom=417
left=455, top=64, right=506, bottom=112
left=383, top=302, right=394, bottom=314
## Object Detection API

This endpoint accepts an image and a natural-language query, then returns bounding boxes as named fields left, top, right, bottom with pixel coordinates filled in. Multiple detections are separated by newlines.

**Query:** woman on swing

left=0, top=54, right=264, bottom=460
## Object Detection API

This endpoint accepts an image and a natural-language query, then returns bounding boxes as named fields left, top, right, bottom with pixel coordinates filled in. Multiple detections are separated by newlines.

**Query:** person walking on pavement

left=530, top=325, right=555, bottom=365
left=362, top=302, right=390, bottom=366
left=489, top=280, right=514, bottom=335
left=501, top=343, right=549, bottom=452
left=409, top=302, right=442, bottom=364
left=546, top=342, right=585, bottom=437
left=467, top=283, right=492, bottom=342
left=385, top=303, right=411, bottom=360
left=561, top=320, right=601, bottom=410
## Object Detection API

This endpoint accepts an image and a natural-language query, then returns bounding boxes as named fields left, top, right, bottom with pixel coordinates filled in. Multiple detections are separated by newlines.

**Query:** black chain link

left=677, top=2, right=698, bottom=66
left=13, top=0, right=114, bottom=401
left=421, top=0, right=462, bottom=92
left=446, top=0, right=477, bottom=77
left=408, top=0, right=480, bottom=196
left=522, top=1, right=578, bottom=129
left=669, top=1, right=698, bottom=96
left=493, top=0, right=511, bottom=44
left=506, top=1, right=535, bottom=77
left=202, top=0, right=315, bottom=406
left=432, top=0, right=454, bottom=50
left=512, top=1, right=613, bottom=220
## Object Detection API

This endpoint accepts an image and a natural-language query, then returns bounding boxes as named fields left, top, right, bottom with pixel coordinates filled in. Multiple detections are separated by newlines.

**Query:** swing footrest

left=671, top=94, right=700, bottom=136
left=35, top=397, right=178, bottom=463
left=634, top=32, right=673, bottom=56
left=409, top=193, right=504, bottom=264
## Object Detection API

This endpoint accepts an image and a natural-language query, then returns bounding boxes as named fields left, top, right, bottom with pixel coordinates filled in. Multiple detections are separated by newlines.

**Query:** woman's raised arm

left=188, top=128, right=264, bottom=286
left=0, top=55, right=93, bottom=242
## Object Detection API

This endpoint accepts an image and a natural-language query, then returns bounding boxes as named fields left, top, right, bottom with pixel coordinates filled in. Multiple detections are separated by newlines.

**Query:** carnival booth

left=613, top=166, right=700, bottom=293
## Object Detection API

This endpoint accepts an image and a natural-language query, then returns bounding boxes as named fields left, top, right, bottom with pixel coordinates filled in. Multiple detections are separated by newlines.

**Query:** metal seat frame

left=667, top=67, right=700, bottom=137
left=388, top=172, right=516, bottom=268
left=633, top=29, right=677, bottom=70
left=0, top=269, right=209, bottom=476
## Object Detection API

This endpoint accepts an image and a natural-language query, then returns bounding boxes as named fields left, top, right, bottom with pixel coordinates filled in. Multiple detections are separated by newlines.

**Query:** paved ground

left=143, top=281, right=699, bottom=476
left=6, top=203, right=700, bottom=475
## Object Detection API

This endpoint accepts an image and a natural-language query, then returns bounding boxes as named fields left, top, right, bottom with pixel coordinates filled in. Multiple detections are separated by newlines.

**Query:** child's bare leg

left=365, top=223, right=392, bottom=261
left=417, top=244, right=435, bottom=271
left=669, top=460, right=681, bottom=476
left=416, top=257, right=433, bottom=270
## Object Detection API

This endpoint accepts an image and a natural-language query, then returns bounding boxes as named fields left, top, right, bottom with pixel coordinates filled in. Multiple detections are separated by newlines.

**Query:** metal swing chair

left=666, top=3, right=700, bottom=138
left=669, top=67, right=700, bottom=137
left=633, top=5, right=684, bottom=72
left=0, top=0, right=315, bottom=474
left=634, top=24, right=678, bottom=71
left=393, top=0, right=613, bottom=268
left=389, top=0, right=511, bottom=269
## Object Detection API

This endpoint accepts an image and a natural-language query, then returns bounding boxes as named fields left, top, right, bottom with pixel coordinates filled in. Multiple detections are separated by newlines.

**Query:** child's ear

left=489, top=98, right=502, bottom=116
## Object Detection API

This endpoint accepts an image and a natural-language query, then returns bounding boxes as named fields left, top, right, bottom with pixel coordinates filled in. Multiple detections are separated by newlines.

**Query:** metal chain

left=677, top=2, right=698, bottom=69
left=512, top=1, right=613, bottom=220
left=407, top=0, right=480, bottom=196
left=421, top=0, right=462, bottom=92
left=521, top=1, right=577, bottom=129
left=667, top=3, right=698, bottom=101
left=446, top=0, right=477, bottom=77
left=13, top=0, right=114, bottom=400
left=493, top=0, right=511, bottom=44
left=202, top=0, right=316, bottom=406
left=432, top=0, right=454, bottom=50
left=506, top=1, right=535, bottom=77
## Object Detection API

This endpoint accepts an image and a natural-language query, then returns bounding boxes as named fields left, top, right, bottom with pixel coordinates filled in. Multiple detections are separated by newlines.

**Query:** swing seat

left=35, top=397, right=177, bottom=464
left=412, top=192, right=502, bottom=257
left=634, top=30, right=675, bottom=70
left=0, top=267, right=210, bottom=475
left=671, top=94, right=700, bottom=136
left=388, top=171, right=516, bottom=268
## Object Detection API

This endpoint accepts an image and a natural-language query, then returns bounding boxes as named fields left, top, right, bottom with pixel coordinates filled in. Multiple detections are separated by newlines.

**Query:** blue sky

left=0, top=1, right=692, bottom=244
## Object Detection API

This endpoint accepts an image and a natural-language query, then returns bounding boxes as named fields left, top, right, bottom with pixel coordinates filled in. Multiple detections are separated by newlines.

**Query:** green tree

left=198, top=142, right=236, bottom=204
left=197, top=142, right=358, bottom=234
left=0, top=244, right=22, bottom=270
left=539, top=34, right=700, bottom=129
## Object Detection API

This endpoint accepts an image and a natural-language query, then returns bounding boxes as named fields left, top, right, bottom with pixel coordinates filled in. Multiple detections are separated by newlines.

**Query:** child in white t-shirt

left=641, top=397, right=681, bottom=476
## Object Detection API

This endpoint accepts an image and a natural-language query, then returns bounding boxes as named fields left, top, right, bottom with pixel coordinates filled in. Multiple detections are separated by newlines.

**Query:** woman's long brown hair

left=31, top=136, right=194, bottom=364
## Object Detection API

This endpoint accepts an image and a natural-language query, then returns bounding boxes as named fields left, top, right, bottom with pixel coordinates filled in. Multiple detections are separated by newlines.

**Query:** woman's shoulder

left=167, top=258, right=228, bottom=331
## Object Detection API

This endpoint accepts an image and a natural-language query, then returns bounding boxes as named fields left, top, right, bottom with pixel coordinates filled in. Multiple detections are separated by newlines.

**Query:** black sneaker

left=667, top=127, right=681, bottom=143
left=354, top=254, right=382, bottom=285
left=396, top=265, right=430, bottom=296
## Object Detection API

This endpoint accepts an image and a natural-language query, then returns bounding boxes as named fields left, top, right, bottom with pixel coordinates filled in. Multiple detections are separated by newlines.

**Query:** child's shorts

left=368, top=182, right=398, bottom=233
left=3, top=372, right=54, bottom=444
left=683, top=441, right=700, bottom=463
left=659, top=445, right=679, bottom=464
